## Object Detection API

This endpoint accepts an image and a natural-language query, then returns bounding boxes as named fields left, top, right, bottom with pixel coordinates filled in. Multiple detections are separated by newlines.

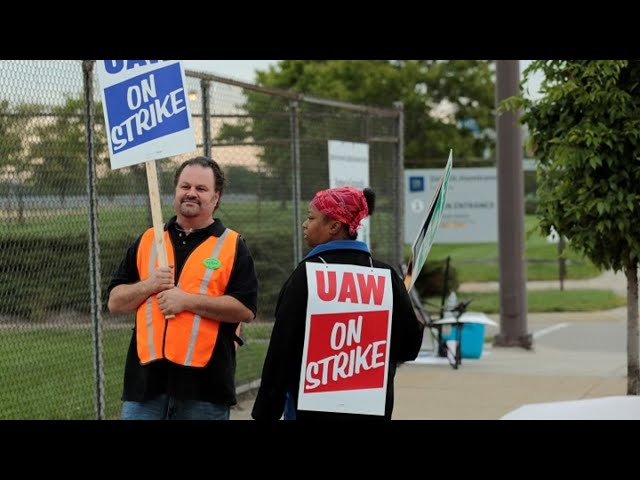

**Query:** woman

left=252, top=186, right=424, bottom=420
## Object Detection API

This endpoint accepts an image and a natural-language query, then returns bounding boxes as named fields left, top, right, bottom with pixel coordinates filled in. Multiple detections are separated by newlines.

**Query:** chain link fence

left=0, top=60, right=403, bottom=419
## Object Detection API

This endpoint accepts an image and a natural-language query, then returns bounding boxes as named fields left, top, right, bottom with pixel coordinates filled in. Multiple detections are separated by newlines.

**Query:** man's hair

left=174, top=156, right=226, bottom=198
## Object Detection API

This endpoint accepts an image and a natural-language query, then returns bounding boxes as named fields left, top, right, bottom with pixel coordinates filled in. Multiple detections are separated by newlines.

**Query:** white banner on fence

left=328, top=140, right=370, bottom=248
left=96, top=60, right=196, bottom=170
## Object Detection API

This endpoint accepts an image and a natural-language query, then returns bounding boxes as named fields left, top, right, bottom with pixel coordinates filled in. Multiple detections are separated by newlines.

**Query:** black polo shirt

left=108, top=216, right=258, bottom=405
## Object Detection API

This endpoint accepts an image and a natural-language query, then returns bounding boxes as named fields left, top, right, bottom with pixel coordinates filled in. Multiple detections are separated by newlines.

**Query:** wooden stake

left=145, top=160, right=174, bottom=319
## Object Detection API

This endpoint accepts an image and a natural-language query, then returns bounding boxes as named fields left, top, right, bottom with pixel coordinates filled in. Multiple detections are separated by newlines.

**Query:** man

left=108, top=156, right=258, bottom=420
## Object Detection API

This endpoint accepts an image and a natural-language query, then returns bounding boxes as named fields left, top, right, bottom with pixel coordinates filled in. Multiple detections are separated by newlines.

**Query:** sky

left=520, top=60, right=543, bottom=99
left=182, top=60, right=543, bottom=98
left=182, top=60, right=279, bottom=83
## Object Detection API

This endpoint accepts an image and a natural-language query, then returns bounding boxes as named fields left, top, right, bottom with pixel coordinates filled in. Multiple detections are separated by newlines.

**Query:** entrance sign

left=404, top=167, right=497, bottom=244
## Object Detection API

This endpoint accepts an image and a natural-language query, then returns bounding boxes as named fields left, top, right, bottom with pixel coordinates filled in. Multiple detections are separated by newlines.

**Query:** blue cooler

left=443, top=323, right=485, bottom=359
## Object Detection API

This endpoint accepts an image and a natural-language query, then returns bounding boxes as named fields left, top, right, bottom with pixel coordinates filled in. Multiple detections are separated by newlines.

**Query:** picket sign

left=96, top=60, right=197, bottom=320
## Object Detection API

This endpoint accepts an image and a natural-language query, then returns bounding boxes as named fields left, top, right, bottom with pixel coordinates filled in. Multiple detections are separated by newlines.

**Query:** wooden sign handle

left=145, top=160, right=175, bottom=319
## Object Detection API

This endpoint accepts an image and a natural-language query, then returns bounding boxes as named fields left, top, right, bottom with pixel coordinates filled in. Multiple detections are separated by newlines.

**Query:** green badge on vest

left=203, top=258, right=221, bottom=270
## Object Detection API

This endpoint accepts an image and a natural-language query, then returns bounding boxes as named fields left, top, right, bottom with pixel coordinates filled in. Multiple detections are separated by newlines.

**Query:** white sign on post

left=96, top=60, right=196, bottom=170
left=328, top=140, right=370, bottom=248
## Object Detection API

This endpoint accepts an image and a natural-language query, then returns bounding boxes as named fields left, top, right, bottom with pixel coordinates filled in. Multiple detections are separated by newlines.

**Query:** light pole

left=494, top=60, right=532, bottom=349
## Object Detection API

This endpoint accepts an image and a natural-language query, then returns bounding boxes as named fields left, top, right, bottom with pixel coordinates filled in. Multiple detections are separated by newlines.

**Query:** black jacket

left=252, top=242, right=424, bottom=420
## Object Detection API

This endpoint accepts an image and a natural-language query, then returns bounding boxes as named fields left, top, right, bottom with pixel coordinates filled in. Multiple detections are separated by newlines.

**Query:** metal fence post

left=82, top=60, right=105, bottom=419
left=289, top=100, right=302, bottom=266
left=201, top=79, right=211, bottom=157
left=393, top=101, right=405, bottom=271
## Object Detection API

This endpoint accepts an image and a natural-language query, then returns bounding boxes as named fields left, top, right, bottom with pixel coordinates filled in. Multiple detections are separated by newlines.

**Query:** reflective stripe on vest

left=136, top=227, right=238, bottom=367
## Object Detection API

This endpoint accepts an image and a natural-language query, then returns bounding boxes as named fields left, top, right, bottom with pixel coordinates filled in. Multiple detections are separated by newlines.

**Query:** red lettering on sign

left=303, top=310, right=389, bottom=393
left=315, top=270, right=337, bottom=301
left=315, top=269, right=387, bottom=306
left=337, top=272, right=358, bottom=303
left=356, top=273, right=385, bottom=305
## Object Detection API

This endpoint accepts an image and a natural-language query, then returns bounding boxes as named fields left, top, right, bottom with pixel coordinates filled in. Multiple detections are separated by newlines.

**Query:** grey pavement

left=230, top=271, right=633, bottom=420
left=459, top=269, right=630, bottom=296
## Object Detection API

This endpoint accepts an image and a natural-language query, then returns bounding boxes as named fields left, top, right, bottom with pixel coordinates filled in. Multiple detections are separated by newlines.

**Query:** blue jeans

left=121, top=395, right=230, bottom=420
left=284, top=390, right=296, bottom=420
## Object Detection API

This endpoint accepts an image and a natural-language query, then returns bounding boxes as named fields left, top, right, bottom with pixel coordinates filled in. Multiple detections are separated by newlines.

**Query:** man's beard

left=178, top=199, right=200, bottom=217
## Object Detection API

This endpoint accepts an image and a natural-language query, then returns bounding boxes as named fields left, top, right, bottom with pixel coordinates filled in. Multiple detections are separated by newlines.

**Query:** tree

left=215, top=60, right=496, bottom=206
left=225, top=165, right=260, bottom=193
left=0, top=100, right=42, bottom=221
left=0, top=100, right=23, bottom=171
left=29, top=96, right=107, bottom=203
left=251, top=60, right=496, bottom=166
left=397, top=60, right=496, bottom=165
left=0, top=100, right=24, bottom=219
left=505, top=60, right=640, bottom=394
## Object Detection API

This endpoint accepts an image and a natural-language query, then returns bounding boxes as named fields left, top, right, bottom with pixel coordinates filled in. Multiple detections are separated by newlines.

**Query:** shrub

left=241, top=227, right=295, bottom=321
left=413, top=259, right=459, bottom=299
left=525, top=192, right=538, bottom=215
left=0, top=234, right=135, bottom=321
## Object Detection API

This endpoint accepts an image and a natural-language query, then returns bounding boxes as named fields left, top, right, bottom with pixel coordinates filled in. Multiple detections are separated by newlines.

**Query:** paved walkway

left=459, top=269, right=629, bottom=295
left=230, top=270, right=635, bottom=420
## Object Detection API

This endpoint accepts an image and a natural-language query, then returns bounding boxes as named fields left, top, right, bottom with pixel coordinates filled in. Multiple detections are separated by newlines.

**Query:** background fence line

left=0, top=60, right=403, bottom=419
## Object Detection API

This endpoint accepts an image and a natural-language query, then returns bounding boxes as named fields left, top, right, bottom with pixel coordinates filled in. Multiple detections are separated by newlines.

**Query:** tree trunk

left=625, top=262, right=639, bottom=394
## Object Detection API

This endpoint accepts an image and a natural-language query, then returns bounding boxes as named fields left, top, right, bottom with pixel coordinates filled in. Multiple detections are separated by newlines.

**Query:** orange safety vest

left=135, top=227, right=239, bottom=367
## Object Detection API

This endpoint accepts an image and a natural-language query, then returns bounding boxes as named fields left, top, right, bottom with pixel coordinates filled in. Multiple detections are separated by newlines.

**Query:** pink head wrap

left=310, top=186, right=369, bottom=236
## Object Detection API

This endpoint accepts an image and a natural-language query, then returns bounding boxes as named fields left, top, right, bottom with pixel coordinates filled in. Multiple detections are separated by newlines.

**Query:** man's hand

left=148, top=266, right=174, bottom=294
left=107, top=265, right=174, bottom=314
left=157, top=287, right=189, bottom=316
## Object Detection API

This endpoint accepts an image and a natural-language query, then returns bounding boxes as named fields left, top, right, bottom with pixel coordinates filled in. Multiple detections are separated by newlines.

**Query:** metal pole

left=558, top=235, right=566, bottom=291
left=289, top=100, right=302, bottom=266
left=494, top=60, right=532, bottom=349
left=82, top=60, right=105, bottom=419
left=393, top=101, right=405, bottom=270
left=201, top=79, right=211, bottom=157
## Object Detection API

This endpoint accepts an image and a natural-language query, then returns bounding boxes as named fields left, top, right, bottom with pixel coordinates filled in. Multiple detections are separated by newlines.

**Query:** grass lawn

left=423, top=216, right=601, bottom=282
left=428, top=289, right=626, bottom=316
left=0, top=323, right=272, bottom=420
left=0, top=327, right=128, bottom=420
